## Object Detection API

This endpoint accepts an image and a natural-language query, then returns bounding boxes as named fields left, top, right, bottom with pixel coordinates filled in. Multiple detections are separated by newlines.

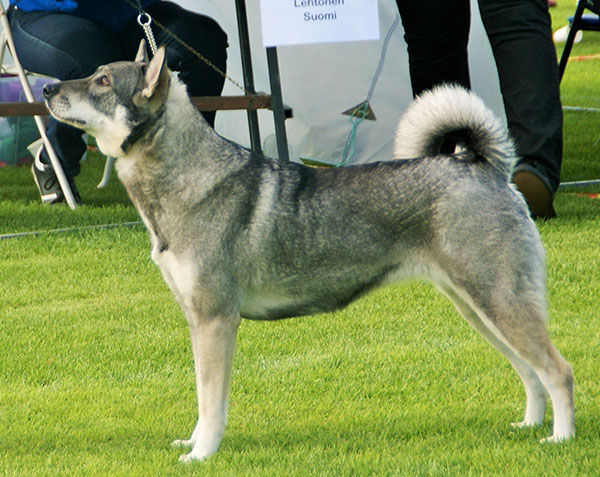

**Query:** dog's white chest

left=152, top=248, right=197, bottom=308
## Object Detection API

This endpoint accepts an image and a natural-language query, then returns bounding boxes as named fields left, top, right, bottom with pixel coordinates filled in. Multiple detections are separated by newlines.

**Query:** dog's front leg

left=175, top=313, right=240, bottom=462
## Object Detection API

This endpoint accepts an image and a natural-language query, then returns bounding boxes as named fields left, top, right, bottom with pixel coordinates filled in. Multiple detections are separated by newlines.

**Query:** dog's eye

left=96, top=75, right=110, bottom=87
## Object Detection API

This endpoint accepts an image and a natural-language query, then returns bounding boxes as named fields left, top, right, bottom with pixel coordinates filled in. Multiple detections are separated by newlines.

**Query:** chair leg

left=34, top=116, right=78, bottom=209
left=558, top=1, right=586, bottom=81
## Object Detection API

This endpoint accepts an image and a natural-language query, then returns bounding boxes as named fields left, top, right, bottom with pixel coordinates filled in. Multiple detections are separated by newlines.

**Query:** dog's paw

left=178, top=446, right=217, bottom=463
left=511, top=420, right=542, bottom=429
left=172, top=438, right=194, bottom=448
left=175, top=433, right=221, bottom=463
left=178, top=452, right=205, bottom=463
left=174, top=419, right=223, bottom=462
left=540, top=433, right=574, bottom=444
left=172, top=421, right=200, bottom=449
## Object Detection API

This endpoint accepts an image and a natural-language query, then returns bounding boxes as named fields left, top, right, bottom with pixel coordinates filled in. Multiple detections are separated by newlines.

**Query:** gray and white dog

left=43, top=42, right=574, bottom=461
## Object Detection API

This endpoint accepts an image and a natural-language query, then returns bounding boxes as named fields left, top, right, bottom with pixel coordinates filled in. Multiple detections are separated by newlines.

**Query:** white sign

left=260, top=0, right=380, bottom=47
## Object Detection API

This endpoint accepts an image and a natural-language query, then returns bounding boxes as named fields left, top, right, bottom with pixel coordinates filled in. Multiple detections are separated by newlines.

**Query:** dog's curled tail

left=394, top=84, right=516, bottom=178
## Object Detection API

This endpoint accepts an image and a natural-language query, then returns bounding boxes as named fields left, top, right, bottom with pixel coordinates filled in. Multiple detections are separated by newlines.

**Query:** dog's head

left=44, top=41, right=170, bottom=157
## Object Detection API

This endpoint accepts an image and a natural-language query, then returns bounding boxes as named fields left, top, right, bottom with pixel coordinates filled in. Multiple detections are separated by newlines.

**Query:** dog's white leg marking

left=510, top=365, right=548, bottom=428
left=178, top=314, right=240, bottom=463
left=496, top=320, right=574, bottom=442
left=152, top=250, right=241, bottom=460
left=436, top=278, right=574, bottom=441
left=438, top=283, right=549, bottom=428
left=170, top=325, right=202, bottom=449
left=535, top=356, right=575, bottom=443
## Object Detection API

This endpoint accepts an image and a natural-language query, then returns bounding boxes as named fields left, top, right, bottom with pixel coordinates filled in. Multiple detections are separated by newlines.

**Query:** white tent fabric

left=178, top=0, right=505, bottom=165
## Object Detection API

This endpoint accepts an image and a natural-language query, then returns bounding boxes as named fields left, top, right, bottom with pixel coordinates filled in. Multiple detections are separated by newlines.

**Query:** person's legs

left=9, top=9, right=126, bottom=79
left=117, top=1, right=228, bottom=127
left=9, top=8, right=125, bottom=202
left=479, top=0, right=562, bottom=217
left=396, top=0, right=471, bottom=97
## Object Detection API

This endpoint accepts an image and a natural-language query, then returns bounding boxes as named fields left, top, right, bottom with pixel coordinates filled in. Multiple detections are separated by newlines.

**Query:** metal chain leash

left=136, top=7, right=158, bottom=56
left=129, top=0, right=248, bottom=94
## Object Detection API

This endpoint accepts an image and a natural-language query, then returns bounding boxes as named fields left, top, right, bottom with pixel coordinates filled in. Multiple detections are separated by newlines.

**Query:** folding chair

left=558, top=0, right=600, bottom=81
left=0, top=1, right=80, bottom=208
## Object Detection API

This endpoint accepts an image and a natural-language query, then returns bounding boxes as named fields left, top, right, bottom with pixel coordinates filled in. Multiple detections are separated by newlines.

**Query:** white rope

left=0, top=222, right=143, bottom=241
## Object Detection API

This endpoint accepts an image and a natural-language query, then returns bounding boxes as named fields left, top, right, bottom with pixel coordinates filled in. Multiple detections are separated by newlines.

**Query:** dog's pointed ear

left=142, top=46, right=169, bottom=100
left=135, top=39, right=149, bottom=63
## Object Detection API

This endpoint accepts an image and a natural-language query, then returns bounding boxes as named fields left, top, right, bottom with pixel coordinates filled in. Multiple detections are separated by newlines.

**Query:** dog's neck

left=115, top=75, right=231, bottom=201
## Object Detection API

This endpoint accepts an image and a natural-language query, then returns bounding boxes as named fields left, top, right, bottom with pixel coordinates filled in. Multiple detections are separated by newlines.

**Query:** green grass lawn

left=1, top=4, right=600, bottom=475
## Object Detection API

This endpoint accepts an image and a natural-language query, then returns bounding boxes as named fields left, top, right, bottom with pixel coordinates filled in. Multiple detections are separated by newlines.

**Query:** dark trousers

left=9, top=2, right=228, bottom=178
left=396, top=0, right=562, bottom=193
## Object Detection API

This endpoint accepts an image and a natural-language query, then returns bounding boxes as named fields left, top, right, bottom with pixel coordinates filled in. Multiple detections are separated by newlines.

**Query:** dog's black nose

left=43, top=83, right=59, bottom=99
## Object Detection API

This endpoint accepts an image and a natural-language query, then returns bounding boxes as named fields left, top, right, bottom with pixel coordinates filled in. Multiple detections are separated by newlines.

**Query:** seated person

left=8, top=0, right=228, bottom=204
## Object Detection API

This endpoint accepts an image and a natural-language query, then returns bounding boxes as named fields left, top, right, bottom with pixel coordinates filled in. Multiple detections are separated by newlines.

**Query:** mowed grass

left=1, top=5, right=600, bottom=475
left=2, top=218, right=599, bottom=476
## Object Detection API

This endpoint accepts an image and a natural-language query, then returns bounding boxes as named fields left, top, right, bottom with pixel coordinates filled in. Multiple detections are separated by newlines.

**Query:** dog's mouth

left=53, top=112, right=87, bottom=128
left=45, top=100, right=87, bottom=128
left=68, top=117, right=87, bottom=127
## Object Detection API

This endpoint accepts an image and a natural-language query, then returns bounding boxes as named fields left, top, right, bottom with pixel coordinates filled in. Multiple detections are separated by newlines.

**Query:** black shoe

left=31, top=147, right=81, bottom=204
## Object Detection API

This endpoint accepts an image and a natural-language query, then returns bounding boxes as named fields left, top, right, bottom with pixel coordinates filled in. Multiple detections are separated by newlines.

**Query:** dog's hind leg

left=436, top=280, right=574, bottom=442
left=438, top=283, right=548, bottom=426
left=175, top=312, right=241, bottom=462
